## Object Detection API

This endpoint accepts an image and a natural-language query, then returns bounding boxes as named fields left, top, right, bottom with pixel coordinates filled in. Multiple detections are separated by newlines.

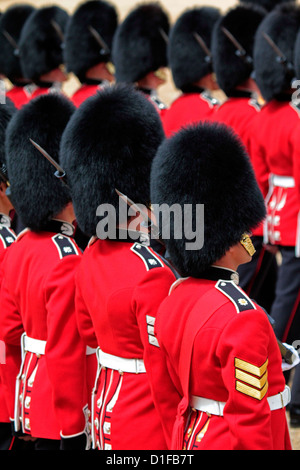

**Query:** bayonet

left=222, top=27, right=252, bottom=64
left=2, top=29, right=20, bottom=56
left=115, top=188, right=161, bottom=239
left=29, top=138, right=67, bottom=183
left=88, top=25, right=110, bottom=55
left=193, top=32, right=212, bottom=63
left=159, top=27, right=169, bottom=45
left=51, top=19, right=65, bottom=43
left=262, top=31, right=292, bottom=69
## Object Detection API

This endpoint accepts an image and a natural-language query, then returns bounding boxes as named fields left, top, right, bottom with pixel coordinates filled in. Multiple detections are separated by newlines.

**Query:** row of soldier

left=0, top=0, right=298, bottom=451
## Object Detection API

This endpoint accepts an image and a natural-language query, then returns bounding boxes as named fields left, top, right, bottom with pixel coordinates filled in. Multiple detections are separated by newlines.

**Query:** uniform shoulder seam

left=130, top=243, right=165, bottom=271
left=215, top=280, right=257, bottom=313
left=51, top=234, right=79, bottom=259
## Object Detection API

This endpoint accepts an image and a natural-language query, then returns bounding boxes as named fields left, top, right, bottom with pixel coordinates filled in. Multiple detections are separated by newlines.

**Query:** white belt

left=96, top=348, right=146, bottom=374
left=24, top=335, right=46, bottom=355
left=24, top=335, right=97, bottom=357
left=190, top=385, right=291, bottom=416
left=86, top=346, right=97, bottom=356
left=272, top=174, right=295, bottom=188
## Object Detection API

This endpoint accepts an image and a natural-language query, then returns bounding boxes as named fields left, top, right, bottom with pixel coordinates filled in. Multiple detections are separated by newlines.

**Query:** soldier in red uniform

left=64, top=0, right=118, bottom=108
left=210, top=3, right=278, bottom=313
left=0, top=93, right=90, bottom=450
left=251, top=3, right=300, bottom=427
left=0, top=5, right=36, bottom=109
left=162, top=6, right=220, bottom=138
left=149, top=121, right=291, bottom=450
left=60, top=84, right=180, bottom=450
left=112, top=3, right=170, bottom=117
left=0, top=99, right=19, bottom=450
left=18, top=6, right=69, bottom=100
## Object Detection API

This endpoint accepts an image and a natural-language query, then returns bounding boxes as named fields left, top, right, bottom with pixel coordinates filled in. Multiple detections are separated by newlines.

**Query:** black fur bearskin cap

left=168, top=7, right=221, bottom=91
left=18, top=6, right=69, bottom=82
left=254, top=3, right=300, bottom=102
left=112, top=2, right=170, bottom=83
left=150, top=122, right=266, bottom=278
left=211, top=4, right=266, bottom=97
left=60, top=84, right=165, bottom=237
left=0, top=4, right=35, bottom=83
left=5, top=93, right=75, bottom=231
left=294, top=25, right=300, bottom=79
left=239, top=0, right=295, bottom=12
left=64, top=0, right=118, bottom=82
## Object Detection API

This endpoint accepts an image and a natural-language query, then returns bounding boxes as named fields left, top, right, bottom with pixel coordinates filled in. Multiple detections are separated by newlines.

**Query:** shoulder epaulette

left=215, top=280, right=257, bottom=313
left=150, top=95, right=167, bottom=110
left=249, top=98, right=261, bottom=112
left=0, top=225, right=16, bottom=249
left=52, top=234, right=79, bottom=259
left=201, top=91, right=219, bottom=108
left=131, top=243, right=165, bottom=271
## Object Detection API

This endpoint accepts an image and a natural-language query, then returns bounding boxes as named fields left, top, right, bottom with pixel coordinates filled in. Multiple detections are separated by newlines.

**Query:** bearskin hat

left=112, top=2, right=170, bottom=83
left=60, top=84, right=164, bottom=237
left=64, top=0, right=118, bottom=83
left=0, top=5, right=35, bottom=82
left=254, top=3, right=300, bottom=102
left=150, top=122, right=266, bottom=278
left=168, top=7, right=221, bottom=91
left=5, top=94, right=75, bottom=231
left=211, top=4, right=266, bottom=97
left=239, top=0, right=295, bottom=12
left=18, top=6, right=69, bottom=82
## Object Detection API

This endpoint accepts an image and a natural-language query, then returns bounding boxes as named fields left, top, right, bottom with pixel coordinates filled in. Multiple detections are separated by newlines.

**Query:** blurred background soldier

left=0, top=94, right=89, bottom=450
left=251, top=2, right=300, bottom=428
left=64, top=0, right=118, bottom=108
left=112, top=2, right=170, bottom=117
left=0, top=98, right=18, bottom=450
left=150, top=121, right=291, bottom=450
left=18, top=6, right=69, bottom=100
left=60, top=84, right=179, bottom=450
left=162, top=6, right=221, bottom=137
left=0, top=4, right=36, bottom=108
left=239, top=0, right=296, bottom=12
left=210, top=3, right=278, bottom=314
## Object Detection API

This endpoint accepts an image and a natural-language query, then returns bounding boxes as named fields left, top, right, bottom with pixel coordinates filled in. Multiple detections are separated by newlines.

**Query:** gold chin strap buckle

left=106, top=62, right=115, bottom=76
left=240, top=233, right=256, bottom=257
left=154, top=68, right=168, bottom=81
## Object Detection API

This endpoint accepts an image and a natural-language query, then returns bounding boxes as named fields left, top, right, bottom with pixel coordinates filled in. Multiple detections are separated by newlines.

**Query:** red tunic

left=6, top=85, right=36, bottom=109
left=162, top=91, right=218, bottom=138
left=251, top=100, right=300, bottom=251
left=75, top=236, right=177, bottom=450
left=154, top=268, right=291, bottom=450
left=71, top=83, right=106, bottom=108
left=0, top=222, right=16, bottom=424
left=0, top=224, right=88, bottom=441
